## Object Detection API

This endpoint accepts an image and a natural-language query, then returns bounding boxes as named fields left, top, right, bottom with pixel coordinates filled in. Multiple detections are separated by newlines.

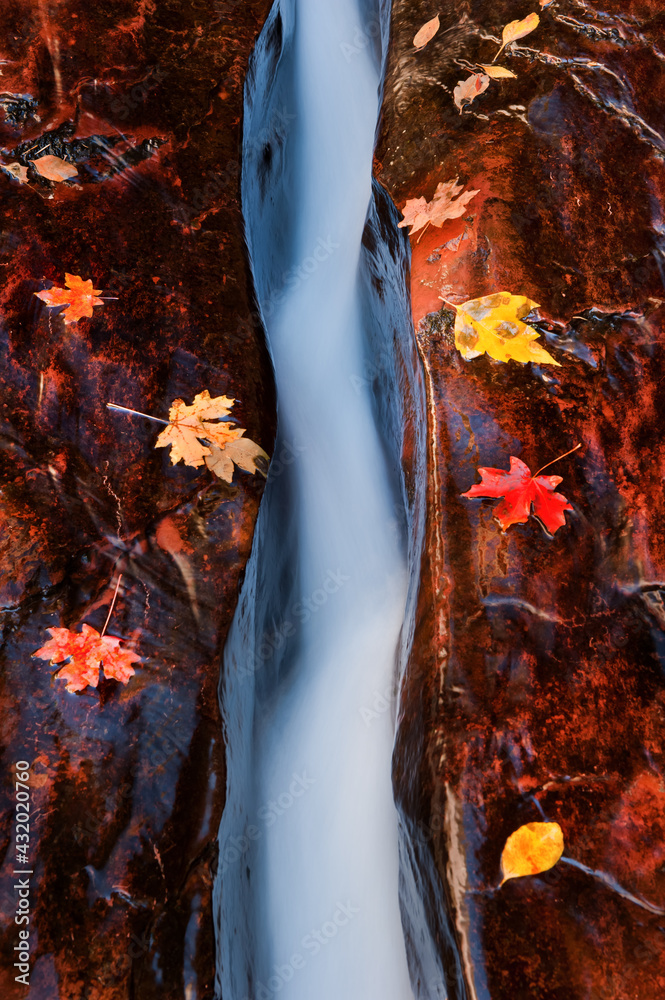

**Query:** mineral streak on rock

left=378, top=2, right=665, bottom=998
left=0, top=1, right=274, bottom=998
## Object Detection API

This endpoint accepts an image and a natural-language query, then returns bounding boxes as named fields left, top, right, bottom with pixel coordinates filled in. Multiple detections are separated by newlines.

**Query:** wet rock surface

left=0, top=2, right=274, bottom=998
left=378, top=2, right=665, bottom=998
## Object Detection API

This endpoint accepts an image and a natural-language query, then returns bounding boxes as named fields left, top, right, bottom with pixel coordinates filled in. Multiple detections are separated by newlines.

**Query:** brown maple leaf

left=36, top=273, right=104, bottom=324
left=399, top=178, right=479, bottom=238
left=33, top=623, right=140, bottom=693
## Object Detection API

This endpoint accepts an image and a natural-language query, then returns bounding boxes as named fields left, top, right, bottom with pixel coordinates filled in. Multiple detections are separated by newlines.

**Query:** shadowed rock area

left=376, top=2, right=665, bottom=998
left=0, top=2, right=274, bottom=997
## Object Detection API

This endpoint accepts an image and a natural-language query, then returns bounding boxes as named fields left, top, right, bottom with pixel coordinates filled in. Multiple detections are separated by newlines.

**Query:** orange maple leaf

left=399, top=178, right=479, bottom=238
left=35, top=273, right=104, bottom=324
left=33, top=623, right=140, bottom=693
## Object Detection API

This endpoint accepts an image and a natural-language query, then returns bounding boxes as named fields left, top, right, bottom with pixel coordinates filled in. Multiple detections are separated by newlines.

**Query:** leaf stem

left=101, top=574, right=123, bottom=637
left=107, top=402, right=168, bottom=425
left=533, top=443, right=581, bottom=478
left=438, top=296, right=460, bottom=310
left=559, top=856, right=665, bottom=916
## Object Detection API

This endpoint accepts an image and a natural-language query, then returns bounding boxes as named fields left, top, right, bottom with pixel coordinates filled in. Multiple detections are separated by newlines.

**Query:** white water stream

left=215, top=1, right=415, bottom=997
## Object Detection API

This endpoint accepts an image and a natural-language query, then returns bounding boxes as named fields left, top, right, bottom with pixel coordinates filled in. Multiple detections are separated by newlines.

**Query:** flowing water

left=213, top=0, right=416, bottom=997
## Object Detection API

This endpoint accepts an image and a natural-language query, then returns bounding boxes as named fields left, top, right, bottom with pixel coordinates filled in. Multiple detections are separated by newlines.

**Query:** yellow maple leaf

left=500, top=821, right=564, bottom=884
left=155, top=389, right=269, bottom=481
left=155, top=390, right=242, bottom=468
left=449, top=292, right=560, bottom=366
left=205, top=435, right=270, bottom=483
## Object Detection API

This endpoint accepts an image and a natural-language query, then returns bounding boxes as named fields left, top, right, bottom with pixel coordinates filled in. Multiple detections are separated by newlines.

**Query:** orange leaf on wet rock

left=413, top=14, right=440, bottom=49
left=33, top=623, right=140, bottom=693
left=30, top=154, right=78, bottom=182
left=399, top=178, right=479, bottom=237
left=500, top=822, right=564, bottom=884
left=35, top=273, right=104, bottom=324
left=462, top=447, right=579, bottom=534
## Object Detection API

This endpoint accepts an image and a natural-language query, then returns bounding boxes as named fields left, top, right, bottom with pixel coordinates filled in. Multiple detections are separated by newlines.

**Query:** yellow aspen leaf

left=414, top=14, right=440, bottom=49
left=500, top=822, right=564, bottom=884
left=449, top=291, right=560, bottom=366
left=30, top=154, right=78, bottom=182
left=495, top=12, right=540, bottom=60
left=453, top=73, right=490, bottom=114
left=479, top=64, right=517, bottom=79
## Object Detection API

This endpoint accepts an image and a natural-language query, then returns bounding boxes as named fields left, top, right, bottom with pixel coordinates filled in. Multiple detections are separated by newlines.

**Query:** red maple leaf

left=33, top=623, right=140, bottom=693
left=35, top=273, right=104, bottom=324
left=461, top=455, right=575, bottom=534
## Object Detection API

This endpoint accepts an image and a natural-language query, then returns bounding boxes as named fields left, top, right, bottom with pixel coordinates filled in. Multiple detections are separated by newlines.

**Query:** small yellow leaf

left=30, top=154, right=78, bottom=182
left=450, top=291, right=560, bottom=366
left=500, top=821, right=564, bottom=884
left=495, top=12, right=540, bottom=59
left=479, top=64, right=517, bottom=79
left=414, top=14, right=440, bottom=49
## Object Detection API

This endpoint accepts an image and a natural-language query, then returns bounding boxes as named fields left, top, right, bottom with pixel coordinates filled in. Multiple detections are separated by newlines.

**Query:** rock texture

left=0, top=2, right=274, bottom=998
left=378, top=2, right=665, bottom=998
